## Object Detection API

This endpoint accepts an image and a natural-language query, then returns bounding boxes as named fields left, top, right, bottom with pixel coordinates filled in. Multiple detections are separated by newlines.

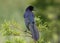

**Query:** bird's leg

left=24, top=30, right=32, bottom=35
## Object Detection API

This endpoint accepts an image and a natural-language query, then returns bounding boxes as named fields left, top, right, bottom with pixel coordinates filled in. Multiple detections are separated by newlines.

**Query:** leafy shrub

left=1, top=20, right=21, bottom=36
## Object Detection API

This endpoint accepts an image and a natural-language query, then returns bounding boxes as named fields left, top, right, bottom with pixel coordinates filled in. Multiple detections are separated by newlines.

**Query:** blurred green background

left=0, top=0, right=60, bottom=43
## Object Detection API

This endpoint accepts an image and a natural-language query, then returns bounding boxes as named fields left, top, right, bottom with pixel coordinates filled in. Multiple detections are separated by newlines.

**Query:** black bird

left=24, top=6, right=39, bottom=42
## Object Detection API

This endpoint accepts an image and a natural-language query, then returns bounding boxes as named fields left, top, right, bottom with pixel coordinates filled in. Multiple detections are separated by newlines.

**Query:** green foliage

left=35, top=16, right=60, bottom=43
left=1, top=20, right=21, bottom=36
left=14, top=37, right=25, bottom=43
left=5, top=40, right=11, bottom=43
left=0, top=20, right=32, bottom=43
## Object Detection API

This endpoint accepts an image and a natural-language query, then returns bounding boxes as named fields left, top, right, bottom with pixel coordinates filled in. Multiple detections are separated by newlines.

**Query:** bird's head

left=26, top=6, right=34, bottom=11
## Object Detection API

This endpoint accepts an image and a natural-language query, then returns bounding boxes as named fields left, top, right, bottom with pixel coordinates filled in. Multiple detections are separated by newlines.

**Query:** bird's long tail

left=29, top=24, right=39, bottom=41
